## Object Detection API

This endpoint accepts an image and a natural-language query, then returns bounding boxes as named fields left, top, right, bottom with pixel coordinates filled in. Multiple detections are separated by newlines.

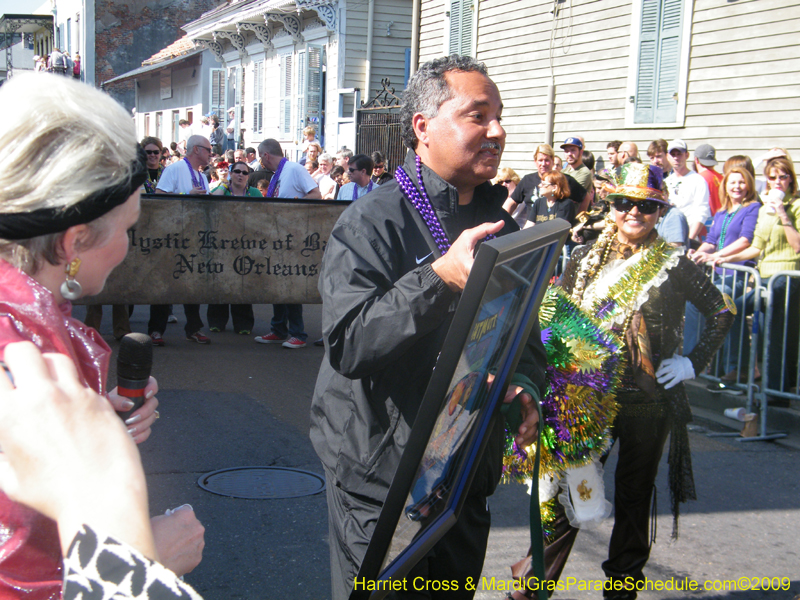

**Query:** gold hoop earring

left=60, top=258, right=83, bottom=301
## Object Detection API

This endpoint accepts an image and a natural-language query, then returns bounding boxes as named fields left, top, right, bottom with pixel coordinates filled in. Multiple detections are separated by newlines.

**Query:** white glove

left=655, top=354, right=695, bottom=389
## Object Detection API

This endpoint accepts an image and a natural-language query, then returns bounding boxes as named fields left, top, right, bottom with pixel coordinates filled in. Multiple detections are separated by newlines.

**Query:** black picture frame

left=351, top=219, right=570, bottom=600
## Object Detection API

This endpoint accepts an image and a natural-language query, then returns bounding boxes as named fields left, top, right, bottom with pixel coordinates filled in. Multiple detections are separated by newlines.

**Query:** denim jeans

left=270, top=304, right=307, bottom=341
left=728, top=275, right=799, bottom=393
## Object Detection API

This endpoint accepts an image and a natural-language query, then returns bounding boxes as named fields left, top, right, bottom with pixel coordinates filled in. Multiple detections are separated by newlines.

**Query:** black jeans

left=732, top=275, right=800, bottom=394
left=84, top=304, right=132, bottom=340
left=149, top=304, right=204, bottom=336
left=325, top=471, right=491, bottom=600
left=207, top=304, right=254, bottom=332
left=519, top=408, right=672, bottom=598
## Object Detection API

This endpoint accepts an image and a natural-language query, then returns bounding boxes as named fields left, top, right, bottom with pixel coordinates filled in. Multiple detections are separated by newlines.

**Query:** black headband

left=0, top=146, right=148, bottom=241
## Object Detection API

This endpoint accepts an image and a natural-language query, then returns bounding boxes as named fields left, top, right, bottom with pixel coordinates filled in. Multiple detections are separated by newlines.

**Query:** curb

left=685, top=378, right=800, bottom=450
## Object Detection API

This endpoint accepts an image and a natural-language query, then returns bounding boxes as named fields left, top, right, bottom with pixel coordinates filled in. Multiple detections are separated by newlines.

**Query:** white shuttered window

left=296, top=50, right=306, bottom=142
left=210, top=68, right=226, bottom=120
left=279, top=54, right=293, bottom=136
left=252, top=61, right=264, bottom=135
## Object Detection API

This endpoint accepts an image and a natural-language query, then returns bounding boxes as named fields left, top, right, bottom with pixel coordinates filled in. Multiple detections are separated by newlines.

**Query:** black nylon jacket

left=310, top=151, right=547, bottom=503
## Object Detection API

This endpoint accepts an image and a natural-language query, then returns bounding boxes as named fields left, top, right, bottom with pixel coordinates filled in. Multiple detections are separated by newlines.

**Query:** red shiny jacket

left=0, top=259, right=110, bottom=598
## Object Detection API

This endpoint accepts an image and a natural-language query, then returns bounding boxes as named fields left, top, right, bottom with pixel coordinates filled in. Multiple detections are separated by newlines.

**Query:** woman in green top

left=211, top=161, right=262, bottom=197
left=208, top=161, right=258, bottom=333
left=724, top=156, right=800, bottom=403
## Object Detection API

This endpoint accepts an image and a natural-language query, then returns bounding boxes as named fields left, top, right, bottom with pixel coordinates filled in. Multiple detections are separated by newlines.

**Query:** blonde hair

left=533, top=144, right=555, bottom=161
left=0, top=74, right=138, bottom=273
left=302, top=125, right=316, bottom=138
left=493, top=167, right=521, bottom=185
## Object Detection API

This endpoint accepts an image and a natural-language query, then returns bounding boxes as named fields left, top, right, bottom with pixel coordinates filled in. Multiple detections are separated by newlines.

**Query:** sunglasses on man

left=231, top=169, right=249, bottom=175
left=613, top=198, right=665, bottom=215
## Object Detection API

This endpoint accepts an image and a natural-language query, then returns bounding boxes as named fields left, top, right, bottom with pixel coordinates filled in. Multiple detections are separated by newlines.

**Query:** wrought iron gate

left=356, top=79, right=406, bottom=171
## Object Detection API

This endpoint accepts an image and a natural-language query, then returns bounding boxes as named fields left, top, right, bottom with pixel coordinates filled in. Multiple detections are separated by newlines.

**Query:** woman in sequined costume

left=510, top=164, right=733, bottom=600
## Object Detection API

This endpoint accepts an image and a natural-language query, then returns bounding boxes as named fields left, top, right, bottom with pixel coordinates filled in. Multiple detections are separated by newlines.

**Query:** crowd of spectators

left=98, top=123, right=395, bottom=351
left=496, top=136, right=800, bottom=403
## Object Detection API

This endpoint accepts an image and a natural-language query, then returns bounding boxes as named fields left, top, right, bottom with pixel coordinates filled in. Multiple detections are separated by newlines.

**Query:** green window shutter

left=448, top=0, right=461, bottom=55
left=448, top=0, right=473, bottom=56
left=305, top=44, right=324, bottom=133
left=634, top=0, right=683, bottom=124
left=460, top=0, right=473, bottom=56
left=654, top=0, right=682, bottom=123
left=634, top=0, right=659, bottom=123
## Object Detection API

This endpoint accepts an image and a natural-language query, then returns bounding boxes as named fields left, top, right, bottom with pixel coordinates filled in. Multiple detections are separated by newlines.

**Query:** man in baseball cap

left=666, top=138, right=688, bottom=154
left=694, top=143, right=722, bottom=214
left=665, top=139, right=710, bottom=241
left=560, top=136, right=592, bottom=191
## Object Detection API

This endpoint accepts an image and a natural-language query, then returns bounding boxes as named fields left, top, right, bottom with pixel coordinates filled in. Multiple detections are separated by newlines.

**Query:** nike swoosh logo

left=416, top=252, right=433, bottom=265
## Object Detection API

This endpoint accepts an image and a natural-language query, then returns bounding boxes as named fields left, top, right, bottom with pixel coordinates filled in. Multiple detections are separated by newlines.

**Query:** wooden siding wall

left=419, top=0, right=446, bottom=63
left=417, top=0, right=800, bottom=174
left=344, top=0, right=413, bottom=99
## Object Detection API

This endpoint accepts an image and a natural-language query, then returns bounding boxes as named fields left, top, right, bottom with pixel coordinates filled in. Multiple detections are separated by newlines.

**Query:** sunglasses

left=348, top=167, right=362, bottom=173
left=501, top=180, right=513, bottom=184
left=767, top=173, right=790, bottom=182
left=374, top=164, right=385, bottom=169
left=231, top=169, right=249, bottom=175
left=613, top=198, right=664, bottom=215
left=145, top=149, right=161, bottom=156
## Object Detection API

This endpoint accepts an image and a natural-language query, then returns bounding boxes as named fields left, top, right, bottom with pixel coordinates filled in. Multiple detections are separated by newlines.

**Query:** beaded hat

left=605, top=163, right=667, bottom=203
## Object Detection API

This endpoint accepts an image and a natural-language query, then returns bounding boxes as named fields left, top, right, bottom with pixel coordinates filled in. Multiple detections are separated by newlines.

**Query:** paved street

left=75, top=303, right=800, bottom=600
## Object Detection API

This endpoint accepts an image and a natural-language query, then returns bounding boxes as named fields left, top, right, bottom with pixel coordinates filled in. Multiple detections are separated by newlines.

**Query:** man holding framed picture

left=310, top=56, right=547, bottom=599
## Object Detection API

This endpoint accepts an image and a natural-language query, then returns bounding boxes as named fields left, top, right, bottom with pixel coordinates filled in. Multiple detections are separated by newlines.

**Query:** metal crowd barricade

left=759, top=270, right=800, bottom=437
left=699, top=264, right=762, bottom=408
left=699, top=263, right=790, bottom=442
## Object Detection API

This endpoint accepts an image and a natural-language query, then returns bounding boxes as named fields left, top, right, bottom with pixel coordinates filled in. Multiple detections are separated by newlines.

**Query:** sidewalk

left=478, top=389, right=800, bottom=600
left=684, top=378, right=800, bottom=450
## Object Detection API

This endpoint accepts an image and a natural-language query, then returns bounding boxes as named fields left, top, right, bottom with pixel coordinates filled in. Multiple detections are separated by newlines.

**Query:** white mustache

left=481, top=142, right=501, bottom=151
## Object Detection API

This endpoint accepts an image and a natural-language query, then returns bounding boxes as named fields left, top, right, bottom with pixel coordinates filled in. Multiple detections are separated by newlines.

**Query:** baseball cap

left=228, top=107, right=235, bottom=112
left=560, top=137, right=584, bottom=150
left=694, top=144, right=717, bottom=166
left=667, top=139, right=688, bottom=154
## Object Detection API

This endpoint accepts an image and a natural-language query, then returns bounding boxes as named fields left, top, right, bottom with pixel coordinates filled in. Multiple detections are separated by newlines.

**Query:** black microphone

left=116, top=333, right=153, bottom=421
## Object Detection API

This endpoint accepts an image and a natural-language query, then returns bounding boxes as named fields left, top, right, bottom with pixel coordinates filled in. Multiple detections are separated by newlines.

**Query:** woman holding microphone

left=0, top=73, right=204, bottom=597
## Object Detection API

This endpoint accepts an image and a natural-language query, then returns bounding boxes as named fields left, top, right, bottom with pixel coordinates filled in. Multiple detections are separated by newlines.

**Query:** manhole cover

left=198, top=467, right=326, bottom=499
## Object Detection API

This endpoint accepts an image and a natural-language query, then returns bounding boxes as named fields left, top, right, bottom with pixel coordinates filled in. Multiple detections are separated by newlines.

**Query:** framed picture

left=352, top=219, right=570, bottom=600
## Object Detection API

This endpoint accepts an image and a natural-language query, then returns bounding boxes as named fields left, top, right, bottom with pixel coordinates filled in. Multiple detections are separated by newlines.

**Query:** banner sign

left=81, top=195, right=348, bottom=305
